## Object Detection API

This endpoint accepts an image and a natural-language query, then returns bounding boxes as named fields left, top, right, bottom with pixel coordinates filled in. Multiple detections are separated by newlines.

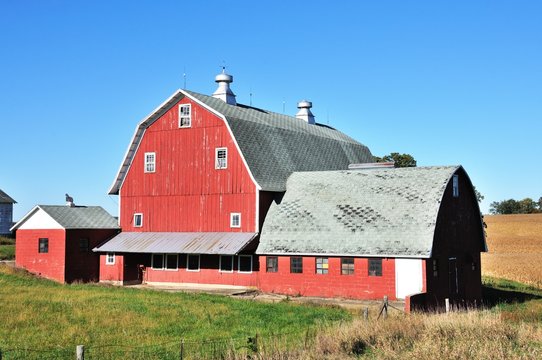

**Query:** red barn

left=11, top=205, right=119, bottom=283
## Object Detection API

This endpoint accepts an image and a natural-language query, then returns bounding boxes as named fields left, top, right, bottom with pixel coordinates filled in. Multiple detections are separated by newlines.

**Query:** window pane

left=368, top=258, right=382, bottom=276
left=152, top=254, right=164, bottom=269
left=239, top=256, right=252, bottom=272
left=220, top=255, right=233, bottom=272
left=290, top=257, right=303, bottom=273
left=39, top=238, right=48, bottom=253
left=187, top=255, right=200, bottom=271
left=316, top=257, right=328, bottom=274
left=106, top=252, right=115, bottom=265
left=266, top=256, right=278, bottom=273
left=166, top=254, right=178, bottom=270
left=341, top=258, right=354, bottom=275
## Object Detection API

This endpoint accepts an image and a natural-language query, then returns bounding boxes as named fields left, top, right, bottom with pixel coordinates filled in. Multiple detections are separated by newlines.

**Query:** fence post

left=445, top=298, right=450, bottom=313
left=363, top=307, right=369, bottom=320
left=180, top=339, right=184, bottom=360
left=254, top=333, right=259, bottom=353
left=383, top=296, right=388, bottom=319
left=76, top=345, right=84, bottom=360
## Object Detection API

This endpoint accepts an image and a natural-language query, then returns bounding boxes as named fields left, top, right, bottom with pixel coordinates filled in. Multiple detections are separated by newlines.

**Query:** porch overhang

left=93, top=232, right=258, bottom=255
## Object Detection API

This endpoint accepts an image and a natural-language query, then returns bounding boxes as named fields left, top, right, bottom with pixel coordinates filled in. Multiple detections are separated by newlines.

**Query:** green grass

left=0, top=245, right=14, bottom=260
left=0, top=265, right=349, bottom=359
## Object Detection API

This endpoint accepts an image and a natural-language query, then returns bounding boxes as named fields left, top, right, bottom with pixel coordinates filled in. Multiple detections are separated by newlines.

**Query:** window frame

left=315, top=257, right=329, bottom=275
left=144, top=152, right=156, bottom=173
left=186, top=254, right=201, bottom=272
left=178, top=104, right=191, bottom=128
left=38, top=238, right=49, bottom=254
left=266, top=256, right=278, bottom=273
left=133, top=213, right=143, bottom=228
left=219, top=255, right=234, bottom=273
left=152, top=253, right=165, bottom=270
left=215, top=147, right=228, bottom=169
left=290, top=256, right=303, bottom=274
left=238, top=255, right=253, bottom=274
left=230, top=213, right=241, bottom=228
left=106, top=252, right=115, bottom=265
left=341, top=258, right=355, bottom=275
left=368, top=258, right=383, bottom=277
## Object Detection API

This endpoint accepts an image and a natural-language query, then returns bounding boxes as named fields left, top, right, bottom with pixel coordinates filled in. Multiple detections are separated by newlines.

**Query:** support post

left=383, top=296, right=388, bottom=319
left=445, top=298, right=450, bottom=313
left=363, top=307, right=369, bottom=320
left=180, top=339, right=184, bottom=360
left=76, top=345, right=84, bottom=360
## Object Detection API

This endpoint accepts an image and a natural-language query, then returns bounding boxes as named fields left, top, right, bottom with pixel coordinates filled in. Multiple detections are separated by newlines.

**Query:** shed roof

left=93, top=232, right=257, bottom=255
left=0, top=189, right=16, bottom=204
left=108, top=90, right=372, bottom=194
left=11, top=205, right=119, bottom=230
left=257, top=166, right=462, bottom=258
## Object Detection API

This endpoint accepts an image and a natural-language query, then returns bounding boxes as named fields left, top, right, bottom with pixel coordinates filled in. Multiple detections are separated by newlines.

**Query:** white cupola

left=212, top=67, right=237, bottom=105
left=295, top=100, right=315, bottom=124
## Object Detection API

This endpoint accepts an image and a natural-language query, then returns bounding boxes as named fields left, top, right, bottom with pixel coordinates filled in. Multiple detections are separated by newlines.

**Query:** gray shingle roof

left=109, top=90, right=373, bottom=194
left=38, top=205, right=119, bottom=229
left=256, top=166, right=461, bottom=258
left=0, top=189, right=16, bottom=204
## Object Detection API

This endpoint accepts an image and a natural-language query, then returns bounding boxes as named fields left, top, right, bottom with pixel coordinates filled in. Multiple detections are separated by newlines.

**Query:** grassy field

left=0, top=236, right=15, bottom=260
left=482, top=214, right=542, bottom=288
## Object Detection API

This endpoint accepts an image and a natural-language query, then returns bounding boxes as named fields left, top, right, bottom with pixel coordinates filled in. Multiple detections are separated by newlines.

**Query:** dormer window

left=144, top=152, right=156, bottom=173
left=216, top=148, right=228, bottom=169
left=179, top=104, right=191, bottom=128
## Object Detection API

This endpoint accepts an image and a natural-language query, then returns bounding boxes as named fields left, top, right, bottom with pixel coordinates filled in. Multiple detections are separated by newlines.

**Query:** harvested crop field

left=482, top=214, right=542, bottom=288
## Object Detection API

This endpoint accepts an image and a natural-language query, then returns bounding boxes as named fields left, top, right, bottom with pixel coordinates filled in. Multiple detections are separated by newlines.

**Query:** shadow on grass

left=482, top=281, right=542, bottom=308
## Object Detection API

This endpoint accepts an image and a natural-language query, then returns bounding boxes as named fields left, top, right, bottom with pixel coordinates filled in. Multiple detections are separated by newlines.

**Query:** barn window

left=238, top=255, right=252, bottom=273
left=266, top=256, right=278, bottom=272
left=152, top=254, right=164, bottom=270
left=315, top=257, right=329, bottom=274
left=215, top=148, right=228, bottom=169
left=368, top=258, right=382, bottom=276
left=79, top=238, right=90, bottom=253
left=144, top=152, right=156, bottom=173
left=179, top=104, right=191, bottom=128
left=230, top=213, right=241, bottom=228
left=133, top=213, right=143, bottom=227
left=164, top=254, right=178, bottom=270
left=38, top=238, right=49, bottom=253
left=290, top=257, right=303, bottom=273
left=341, top=258, right=355, bottom=275
left=187, top=254, right=200, bottom=272
left=219, top=255, right=234, bottom=272
left=452, top=174, right=459, bottom=198
left=106, top=252, right=115, bottom=265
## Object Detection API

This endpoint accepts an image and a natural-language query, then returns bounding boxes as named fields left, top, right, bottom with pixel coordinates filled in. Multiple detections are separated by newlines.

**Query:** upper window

left=106, top=252, right=115, bottom=265
left=316, top=257, right=329, bottom=274
left=368, top=258, right=382, bottom=277
left=230, top=213, right=241, bottom=228
left=144, top=152, right=156, bottom=173
left=79, top=238, right=90, bottom=253
left=341, top=258, right=355, bottom=275
left=187, top=254, right=200, bottom=272
left=219, top=255, right=234, bottom=273
left=238, top=255, right=252, bottom=273
left=266, top=256, right=278, bottom=273
left=38, top=238, right=49, bottom=253
left=215, top=148, right=228, bottom=169
left=290, top=256, right=303, bottom=274
left=179, top=104, right=191, bottom=128
left=134, top=213, right=143, bottom=227
left=452, top=174, right=459, bottom=198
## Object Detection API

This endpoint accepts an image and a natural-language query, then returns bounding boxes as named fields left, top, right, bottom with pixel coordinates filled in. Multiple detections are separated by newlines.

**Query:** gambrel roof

left=257, top=166, right=479, bottom=258
left=108, top=90, right=373, bottom=194
left=11, top=205, right=119, bottom=230
left=0, top=189, right=16, bottom=204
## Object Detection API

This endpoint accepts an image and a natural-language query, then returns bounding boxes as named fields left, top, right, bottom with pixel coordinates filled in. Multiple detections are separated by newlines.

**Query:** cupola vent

left=212, top=67, right=237, bottom=105
left=295, top=100, right=315, bottom=124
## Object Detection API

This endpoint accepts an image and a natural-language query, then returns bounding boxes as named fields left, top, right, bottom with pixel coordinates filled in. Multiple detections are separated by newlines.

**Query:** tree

left=473, top=186, right=484, bottom=203
left=489, top=197, right=541, bottom=214
left=373, top=152, right=417, bottom=168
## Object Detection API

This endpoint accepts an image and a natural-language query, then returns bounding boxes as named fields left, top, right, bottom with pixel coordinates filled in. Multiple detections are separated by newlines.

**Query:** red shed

left=11, top=205, right=119, bottom=283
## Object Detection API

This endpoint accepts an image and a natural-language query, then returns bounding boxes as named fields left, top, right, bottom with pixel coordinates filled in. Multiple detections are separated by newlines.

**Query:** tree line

left=489, top=197, right=542, bottom=215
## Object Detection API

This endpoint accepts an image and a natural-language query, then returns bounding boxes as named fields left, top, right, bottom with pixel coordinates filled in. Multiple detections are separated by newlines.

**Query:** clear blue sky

left=1, top=0, right=540, bottom=220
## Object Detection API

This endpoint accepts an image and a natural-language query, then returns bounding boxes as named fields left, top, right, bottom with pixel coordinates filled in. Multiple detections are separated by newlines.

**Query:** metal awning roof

left=94, top=232, right=258, bottom=255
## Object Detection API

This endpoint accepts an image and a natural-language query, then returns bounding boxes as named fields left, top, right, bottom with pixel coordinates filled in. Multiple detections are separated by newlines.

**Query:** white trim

left=10, top=205, right=63, bottom=231
left=215, top=147, right=228, bottom=169
left=178, top=103, right=192, bottom=128
left=219, top=255, right=234, bottom=273
left=186, top=254, right=201, bottom=272
left=237, top=255, right=253, bottom=274
left=106, top=252, right=115, bottom=265
left=133, top=213, right=143, bottom=227
left=255, top=190, right=260, bottom=232
left=144, top=152, right=156, bottom=173
left=151, top=253, right=165, bottom=270
left=258, top=252, right=429, bottom=259
left=230, top=213, right=241, bottom=228
left=165, top=253, right=179, bottom=271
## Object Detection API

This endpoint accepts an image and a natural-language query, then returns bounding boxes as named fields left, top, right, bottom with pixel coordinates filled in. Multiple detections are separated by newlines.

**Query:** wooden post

left=445, top=298, right=450, bottom=313
left=254, top=333, right=259, bottom=353
left=363, top=307, right=369, bottom=320
left=76, top=345, right=84, bottom=360
left=180, top=339, right=184, bottom=360
left=383, top=296, right=388, bottom=319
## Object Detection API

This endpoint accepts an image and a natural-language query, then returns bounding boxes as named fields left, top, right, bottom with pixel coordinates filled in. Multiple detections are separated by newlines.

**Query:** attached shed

left=0, top=189, right=16, bottom=236
left=11, top=205, right=119, bottom=283
left=257, top=166, right=487, bottom=308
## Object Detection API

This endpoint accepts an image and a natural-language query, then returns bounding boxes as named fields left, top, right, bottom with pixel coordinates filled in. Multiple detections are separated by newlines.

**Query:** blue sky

left=1, top=0, right=541, bottom=220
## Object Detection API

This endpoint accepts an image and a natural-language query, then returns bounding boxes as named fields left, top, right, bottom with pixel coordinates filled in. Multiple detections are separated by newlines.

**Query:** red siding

left=120, top=97, right=257, bottom=232
left=258, top=256, right=397, bottom=300
left=15, top=229, right=66, bottom=283
left=99, top=254, right=125, bottom=283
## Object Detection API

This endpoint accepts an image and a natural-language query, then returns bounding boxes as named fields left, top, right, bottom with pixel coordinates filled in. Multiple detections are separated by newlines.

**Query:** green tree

left=489, top=198, right=541, bottom=214
left=373, top=152, right=417, bottom=168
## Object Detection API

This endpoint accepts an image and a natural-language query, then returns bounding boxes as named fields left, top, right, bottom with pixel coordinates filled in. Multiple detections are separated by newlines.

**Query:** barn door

left=395, top=259, right=423, bottom=299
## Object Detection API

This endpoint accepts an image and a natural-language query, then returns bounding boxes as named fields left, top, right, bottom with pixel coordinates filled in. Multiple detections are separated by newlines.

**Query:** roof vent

left=348, top=162, right=395, bottom=170
left=212, top=67, right=237, bottom=105
left=65, top=193, right=75, bottom=207
left=295, top=100, right=315, bottom=124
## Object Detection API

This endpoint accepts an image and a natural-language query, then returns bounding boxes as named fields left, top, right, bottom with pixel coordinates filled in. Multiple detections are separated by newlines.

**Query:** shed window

left=290, top=257, right=303, bottom=274
left=144, top=152, right=156, bottom=173
left=316, top=257, right=329, bottom=274
left=219, top=255, right=234, bottom=272
left=134, top=213, right=143, bottom=227
left=79, top=238, right=90, bottom=253
left=106, top=252, right=115, bottom=265
left=187, top=254, right=200, bottom=272
left=152, top=254, right=164, bottom=270
left=238, top=255, right=252, bottom=273
left=165, top=254, right=178, bottom=270
left=38, top=238, right=48, bottom=253
left=368, top=258, right=382, bottom=276
left=215, top=148, right=228, bottom=169
left=452, top=174, right=459, bottom=198
left=266, top=256, right=278, bottom=273
left=179, top=104, right=191, bottom=128
left=230, top=213, right=241, bottom=228
left=341, top=258, right=355, bottom=275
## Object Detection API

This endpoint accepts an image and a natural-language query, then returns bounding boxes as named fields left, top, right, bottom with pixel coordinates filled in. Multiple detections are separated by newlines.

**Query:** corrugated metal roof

left=94, top=232, right=258, bottom=255
left=0, top=189, right=16, bottom=204
left=257, top=166, right=466, bottom=258
left=39, top=205, right=119, bottom=229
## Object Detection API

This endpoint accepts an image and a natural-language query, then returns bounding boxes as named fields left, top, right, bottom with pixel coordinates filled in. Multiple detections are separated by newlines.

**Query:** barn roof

left=0, top=189, right=16, bottom=204
left=256, top=166, right=463, bottom=258
left=11, top=205, right=119, bottom=230
left=93, top=232, right=257, bottom=255
left=108, top=90, right=372, bottom=194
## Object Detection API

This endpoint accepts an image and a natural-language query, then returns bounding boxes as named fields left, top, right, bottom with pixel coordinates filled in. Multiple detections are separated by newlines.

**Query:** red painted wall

left=258, top=256, right=397, bottom=300
left=120, top=97, right=257, bottom=233
left=15, top=229, right=66, bottom=283
left=99, top=253, right=125, bottom=283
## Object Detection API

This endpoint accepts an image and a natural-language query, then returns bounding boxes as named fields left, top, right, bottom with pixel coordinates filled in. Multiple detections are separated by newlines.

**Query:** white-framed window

left=106, top=252, right=115, bottom=265
left=219, top=255, right=234, bottom=273
left=452, top=174, right=459, bottom=198
left=230, top=213, right=241, bottom=228
left=144, top=152, right=156, bottom=173
left=134, top=213, right=143, bottom=227
left=238, top=255, right=252, bottom=274
left=152, top=254, right=164, bottom=270
left=187, top=254, right=200, bottom=272
left=215, top=147, right=228, bottom=169
left=165, top=254, right=178, bottom=271
left=179, top=104, right=191, bottom=128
